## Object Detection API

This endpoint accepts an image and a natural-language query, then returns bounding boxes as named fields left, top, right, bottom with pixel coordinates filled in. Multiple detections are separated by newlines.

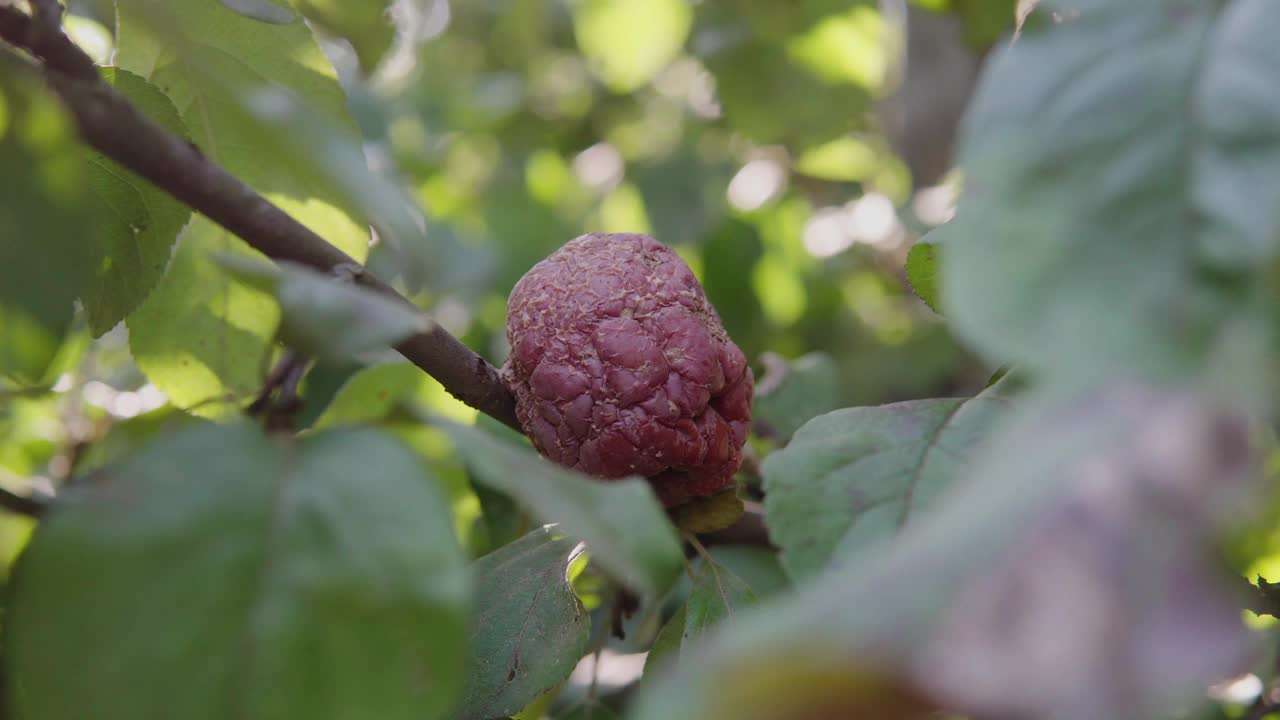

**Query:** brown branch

left=0, top=6, right=520, bottom=431
left=0, top=487, right=47, bottom=519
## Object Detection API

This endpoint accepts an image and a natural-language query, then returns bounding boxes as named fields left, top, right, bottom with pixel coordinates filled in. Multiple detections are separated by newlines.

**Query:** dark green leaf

left=459, top=526, right=590, bottom=720
left=84, top=68, right=192, bottom=336
left=702, top=546, right=789, bottom=600
left=904, top=238, right=939, bottom=313
left=753, top=351, right=841, bottom=442
left=0, top=56, right=99, bottom=382
left=645, top=558, right=756, bottom=672
left=763, top=379, right=1010, bottom=581
left=6, top=422, right=470, bottom=720
left=446, top=422, right=683, bottom=600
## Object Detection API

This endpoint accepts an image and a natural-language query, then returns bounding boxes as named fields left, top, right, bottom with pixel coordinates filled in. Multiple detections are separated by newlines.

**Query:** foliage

left=4, top=1, right=1280, bottom=719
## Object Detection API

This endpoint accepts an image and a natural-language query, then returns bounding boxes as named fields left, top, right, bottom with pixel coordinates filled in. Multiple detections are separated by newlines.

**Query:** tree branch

left=0, top=5, right=520, bottom=431
left=0, top=487, right=48, bottom=519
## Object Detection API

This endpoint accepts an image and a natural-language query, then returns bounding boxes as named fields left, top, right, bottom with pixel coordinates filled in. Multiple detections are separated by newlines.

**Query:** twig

left=0, top=487, right=48, bottom=518
left=0, top=6, right=520, bottom=431
left=1244, top=576, right=1280, bottom=619
left=248, top=350, right=309, bottom=431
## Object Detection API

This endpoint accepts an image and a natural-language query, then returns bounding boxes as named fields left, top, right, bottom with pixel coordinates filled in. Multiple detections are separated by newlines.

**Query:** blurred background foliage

left=0, top=0, right=1017, bottom=568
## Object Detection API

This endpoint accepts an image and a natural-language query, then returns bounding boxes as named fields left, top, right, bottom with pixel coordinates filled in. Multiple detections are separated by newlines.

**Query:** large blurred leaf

left=83, top=68, right=192, bottom=337
left=5, top=422, right=470, bottom=720
left=459, top=526, right=590, bottom=720
left=573, top=0, right=692, bottom=93
left=763, top=379, right=1010, bottom=581
left=943, top=0, right=1280, bottom=381
left=446, top=423, right=683, bottom=600
left=630, top=383, right=1256, bottom=720
left=217, top=257, right=428, bottom=365
left=0, top=56, right=99, bottom=382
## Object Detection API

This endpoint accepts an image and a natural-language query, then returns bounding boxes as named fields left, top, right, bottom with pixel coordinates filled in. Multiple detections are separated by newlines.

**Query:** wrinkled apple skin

left=502, top=233, right=754, bottom=507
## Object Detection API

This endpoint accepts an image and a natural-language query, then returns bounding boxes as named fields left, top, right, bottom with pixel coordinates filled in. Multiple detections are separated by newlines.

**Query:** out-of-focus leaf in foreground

left=629, top=383, right=1257, bottom=720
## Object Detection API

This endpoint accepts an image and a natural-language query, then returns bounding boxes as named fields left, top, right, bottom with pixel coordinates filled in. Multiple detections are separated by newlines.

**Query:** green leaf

left=0, top=56, right=100, bottom=382
left=702, top=546, right=790, bottom=600
left=117, top=0, right=374, bottom=410
left=118, top=0, right=429, bottom=276
left=290, top=0, right=395, bottom=73
left=217, top=257, right=428, bottom=365
left=83, top=68, right=192, bottom=337
left=904, top=238, right=939, bottom=313
left=5, top=422, right=470, bottom=720
left=459, top=527, right=590, bottom=720
left=310, top=361, right=424, bottom=428
left=631, top=383, right=1255, bottom=720
left=646, top=558, right=756, bottom=672
left=128, top=220, right=278, bottom=414
left=446, top=422, right=683, bottom=600
left=573, top=0, right=692, bottom=93
left=763, top=379, right=1011, bottom=581
left=115, top=0, right=370, bottom=261
left=753, top=351, right=841, bottom=442
left=942, top=0, right=1280, bottom=381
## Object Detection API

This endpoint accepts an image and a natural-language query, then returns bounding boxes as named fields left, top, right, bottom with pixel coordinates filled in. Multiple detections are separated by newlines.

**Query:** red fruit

left=502, top=233, right=754, bottom=507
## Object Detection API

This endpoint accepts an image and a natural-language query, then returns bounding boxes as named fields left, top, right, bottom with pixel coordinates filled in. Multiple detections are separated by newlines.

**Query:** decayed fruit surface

left=502, top=233, right=754, bottom=507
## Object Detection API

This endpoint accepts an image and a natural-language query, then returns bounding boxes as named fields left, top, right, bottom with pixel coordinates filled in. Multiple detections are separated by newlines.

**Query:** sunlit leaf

left=83, top=68, right=192, bottom=336
left=6, top=422, right=470, bottom=720
left=904, top=239, right=939, bottom=313
left=459, top=526, right=590, bottom=720
left=128, top=220, right=277, bottom=414
left=573, top=0, right=692, bottom=93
